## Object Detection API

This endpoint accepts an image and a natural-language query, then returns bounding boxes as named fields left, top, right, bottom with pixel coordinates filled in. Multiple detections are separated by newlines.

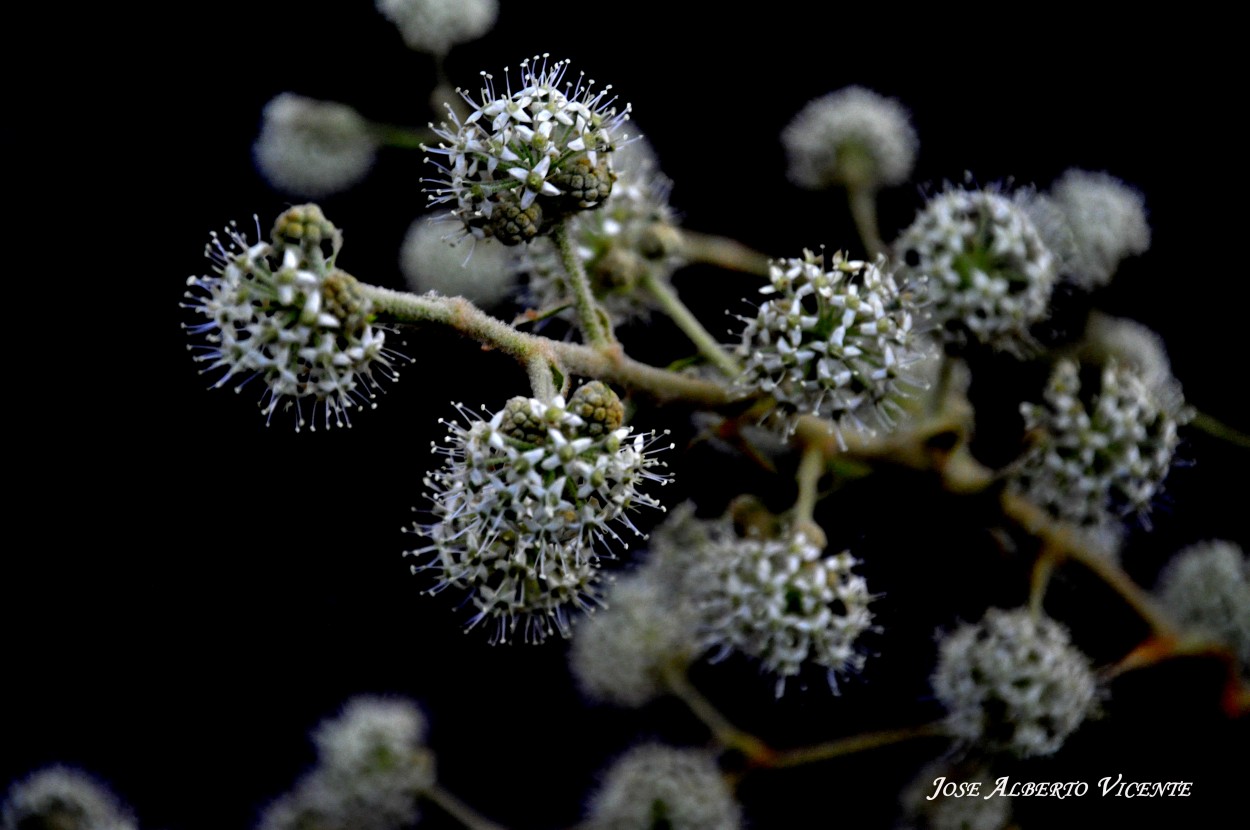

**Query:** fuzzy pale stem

left=423, top=784, right=510, bottom=830
left=846, top=183, right=887, bottom=260
left=1190, top=409, right=1250, bottom=449
left=526, top=357, right=557, bottom=402
left=551, top=217, right=611, bottom=347
left=793, top=445, right=825, bottom=526
left=766, top=723, right=947, bottom=769
left=660, top=660, right=774, bottom=764
left=677, top=229, right=772, bottom=277
left=639, top=272, right=742, bottom=377
left=355, top=282, right=739, bottom=406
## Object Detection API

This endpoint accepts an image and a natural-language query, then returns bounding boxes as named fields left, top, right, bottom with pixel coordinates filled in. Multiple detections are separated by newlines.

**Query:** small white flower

left=2, top=766, right=137, bottom=830
left=254, top=94, right=378, bottom=198
left=585, top=744, right=743, bottom=830
left=1051, top=169, right=1150, bottom=288
left=1013, top=358, right=1183, bottom=533
left=736, top=250, right=937, bottom=444
left=375, top=0, right=497, bottom=55
left=932, top=608, right=1098, bottom=758
left=408, top=384, right=670, bottom=643
left=522, top=136, right=680, bottom=323
left=1082, top=312, right=1186, bottom=416
left=662, top=511, right=873, bottom=696
left=183, top=206, right=403, bottom=431
left=782, top=86, right=918, bottom=190
left=1156, top=540, right=1250, bottom=665
left=424, top=55, right=631, bottom=243
left=400, top=217, right=515, bottom=306
left=895, top=186, right=1058, bottom=355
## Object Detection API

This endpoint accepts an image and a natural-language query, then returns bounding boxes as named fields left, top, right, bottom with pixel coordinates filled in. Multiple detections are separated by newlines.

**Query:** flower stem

left=678, top=229, right=772, bottom=276
left=766, top=722, right=946, bottom=769
left=660, top=661, right=773, bottom=764
left=355, top=282, right=739, bottom=406
left=423, top=784, right=510, bottom=830
left=639, top=273, right=741, bottom=377
left=846, top=184, right=887, bottom=260
left=793, top=445, right=825, bottom=527
left=526, top=357, right=557, bottom=402
left=1190, top=408, right=1250, bottom=449
left=551, top=217, right=611, bottom=346
left=370, top=122, right=435, bottom=150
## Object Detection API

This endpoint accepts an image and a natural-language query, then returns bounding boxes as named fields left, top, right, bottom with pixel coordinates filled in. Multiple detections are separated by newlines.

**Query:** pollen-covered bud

left=272, top=203, right=343, bottom=261
left=568, top=381, right=624, bottom=436
left=498, top=395, right=552, bottom=444
left=488, top=200, right=544, bottom=245
left=551, top=156, right=616, bottom=209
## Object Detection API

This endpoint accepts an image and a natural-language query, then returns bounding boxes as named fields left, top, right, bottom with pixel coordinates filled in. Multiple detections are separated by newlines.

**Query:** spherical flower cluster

left=183, top=205, right=401, bottom=431
left=1013, top=358, right=1182, bottom=532
left=424, top=55, right=631, bottom=244
left=258, top=696, right=434, bottom=830
left=584, top=744, right=743, bottom=830
left=254, top=94, right=378, bottom=198
left=932, top=608, right=1098, bottom=758
left=1082, top=313, right=1185, bottom=416
left=674, top=513, right=873, bottom=696
left=2, top=766, right=137, bottom=830
left=1050, top=169, right=1150, bottom=288
left=1156, top=540, right=1250, bottom=665
left=782, top=85, right=918, bottom=190
left=569, top=568, right=696, bottom=707
left=895, top=187, right=1057, bottom=355
left=409, top=383, right=670, bottom=642
left=375, top=0, right=497, bottom=56
left=523, top=137, right=680, bottom=323
left=736, top=249, right=936, bottom=444
left=400, top=218, right=515, bottom=307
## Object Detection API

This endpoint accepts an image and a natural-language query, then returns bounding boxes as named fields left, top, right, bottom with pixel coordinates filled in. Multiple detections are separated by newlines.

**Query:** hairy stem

left=552, top=218, right=611, bottom=346
left=661, top=660, right=773, bottom=764
left=640, top=273, right=742, bottom=376
left=847, top=184, right=887, bottom=260
left=356, top=282, right=739, bottom=406
left=678, top=229, right=772, bottom=276
left=1190, top=409, right=1250, bottom=449
left=423, top=784, right=510, bottom=830
left=766, top=722, right=947, bottom=769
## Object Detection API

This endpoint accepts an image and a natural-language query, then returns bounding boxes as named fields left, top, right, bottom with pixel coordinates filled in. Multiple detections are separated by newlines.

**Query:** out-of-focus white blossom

left=401, top=218, right=515, bottom=307
left=782, top=86, right=918, bottom=189
left=255, top=94, right=378, bottom=197
left=585, top=744, right=742, bottom=830
left=376, top=0, right=497, bottom=55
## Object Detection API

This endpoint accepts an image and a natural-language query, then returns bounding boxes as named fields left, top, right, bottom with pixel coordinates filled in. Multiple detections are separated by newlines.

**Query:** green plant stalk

left=552, top=218, right=611, bottom=346
left=355, top=281, right=740, bottom=406
left=640, top=272, right=742, bottom=377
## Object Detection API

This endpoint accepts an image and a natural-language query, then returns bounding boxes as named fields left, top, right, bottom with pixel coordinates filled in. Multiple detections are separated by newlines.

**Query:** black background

left=8, top=3, right=1248, bottom=828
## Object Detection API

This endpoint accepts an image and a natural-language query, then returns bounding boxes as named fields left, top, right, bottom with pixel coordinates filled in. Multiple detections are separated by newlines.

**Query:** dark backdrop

left=8, top=4, right=1247, bottom=828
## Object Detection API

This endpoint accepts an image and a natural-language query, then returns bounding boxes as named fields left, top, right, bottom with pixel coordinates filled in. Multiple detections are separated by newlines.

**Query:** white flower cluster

left=1050, top=169, right=1150, bottom=288
left=895, top=187, right=1057, bottom=355
left=736, top=250, right=936, bottom=443
left=584, top=743, right=742, bottom=830
left=410, top=383, right=670, bottom=642
left=569, top=567, right=696, bottom=707
left=1, top=766, right=137, bottom=830
left=1082, top=313, right=1186, bottom=416
left=782, top=85, right=918, bottom=189
left=254, top=94, right=378, bottom=198
left=523, top=137, right=679, bottom=322
left=1156, top=540, right=1250, bottom=665
left=400, top=218, right=515, bottom=307
left=932, top=608, right=1098, bottom=758
left=425, top=55, right=631, bottom=243
left=375, top=0, right=497, bottom=56
left=660, top=510, right=873, bottom=696
left=899, top=760, right=1012, bottom=830
left=258, top=696, right=434, bottom=830
left=1014, top=358, right=1182, bottom=532
left=183, top=205, right=399, bottom=431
